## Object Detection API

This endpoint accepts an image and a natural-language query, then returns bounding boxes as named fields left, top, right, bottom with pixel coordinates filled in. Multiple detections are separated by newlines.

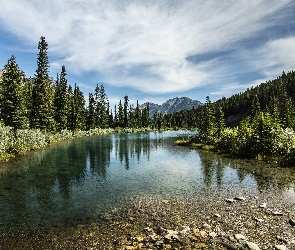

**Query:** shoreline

left=1, top=189, right=294, bottom=249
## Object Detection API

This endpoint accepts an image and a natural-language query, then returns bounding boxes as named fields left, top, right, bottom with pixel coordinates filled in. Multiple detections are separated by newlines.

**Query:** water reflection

left=0, top=130, right=295, bottom=228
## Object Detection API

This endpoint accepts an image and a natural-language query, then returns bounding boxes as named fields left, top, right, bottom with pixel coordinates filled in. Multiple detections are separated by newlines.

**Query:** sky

left=0, top=0, right=295, bottom=108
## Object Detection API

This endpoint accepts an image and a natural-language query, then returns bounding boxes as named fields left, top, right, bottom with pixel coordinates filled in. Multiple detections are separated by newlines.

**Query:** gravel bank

left=1, top=189, right=295, bottom=249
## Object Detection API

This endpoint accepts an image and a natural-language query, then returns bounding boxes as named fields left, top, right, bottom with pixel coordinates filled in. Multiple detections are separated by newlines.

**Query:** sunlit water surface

left=0, top=130, right=294, bottom=228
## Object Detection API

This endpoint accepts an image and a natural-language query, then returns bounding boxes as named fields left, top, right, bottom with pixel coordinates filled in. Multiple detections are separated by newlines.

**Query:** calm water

left=0, top=130, right=294, bottom=228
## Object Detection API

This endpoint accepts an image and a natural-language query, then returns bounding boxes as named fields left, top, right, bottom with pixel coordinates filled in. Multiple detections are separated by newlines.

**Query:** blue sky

left=0, top=0, right=295, bottom=108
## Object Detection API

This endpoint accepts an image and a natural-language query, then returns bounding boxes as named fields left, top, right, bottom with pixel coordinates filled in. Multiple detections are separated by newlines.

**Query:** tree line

left=0, top=37, right=151, bottom=135
left=173, top=71, right=295, bottom=165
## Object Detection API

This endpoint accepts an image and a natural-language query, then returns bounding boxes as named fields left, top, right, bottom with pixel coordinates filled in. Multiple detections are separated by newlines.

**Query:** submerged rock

left=246, top=241, right=260, bottom=250
left=274, top=245, right=287, bottom=250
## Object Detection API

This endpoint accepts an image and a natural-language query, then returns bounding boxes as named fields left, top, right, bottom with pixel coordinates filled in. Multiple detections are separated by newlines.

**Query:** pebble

left=234, top=233, right=246, bottom=240
left=246, top=241, right=260, bottom=250
left=254, top=217, right=265, bottom=223
left=272, top=211, right=283, bottom=216
left=234, top=196, right=246, bottom=201
left=203, top=223, right=211, bottom=230
left=274, top=245, right=287, bottom=250
left=289, top=218, right=295, bottom=226
left=259, top=203, right=267, bottom=208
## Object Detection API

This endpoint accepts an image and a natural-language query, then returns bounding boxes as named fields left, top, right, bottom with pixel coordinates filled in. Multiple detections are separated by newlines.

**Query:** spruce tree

left=98, top=84, right=108, bottom=128
left=68, top=84, right=86, bottom=132
left=86, top=93, right=96, bottom=129
left=135, top=100, right=141, bottom=128
left=31, top=36, right=55, bottom=130
left=118, top=100, right=124, bottom=127
left=0, top=55, right=29, bottom=132
left=123, top=95, right=129, bottom=128
left=54, top=65, right=69, bottom=130
left=215, top=104, right=225, bottom=137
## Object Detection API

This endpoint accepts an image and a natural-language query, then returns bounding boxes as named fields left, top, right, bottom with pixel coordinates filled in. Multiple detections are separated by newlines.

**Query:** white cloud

left=251, top=37, right=295, bottom=77
left=0, top=0, right=294, bottom=94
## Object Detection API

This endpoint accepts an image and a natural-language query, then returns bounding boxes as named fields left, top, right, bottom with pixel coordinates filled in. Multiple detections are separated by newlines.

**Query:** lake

left=1, top=130, right=295, bottom=248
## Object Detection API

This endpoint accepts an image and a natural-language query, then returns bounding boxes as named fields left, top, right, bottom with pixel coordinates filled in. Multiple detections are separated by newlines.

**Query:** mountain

left=140, top=97, right=202, bottom=117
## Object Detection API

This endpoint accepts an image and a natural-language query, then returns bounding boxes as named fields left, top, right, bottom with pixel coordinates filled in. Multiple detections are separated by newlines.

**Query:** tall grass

left=0, top=125, right=155, bottom=162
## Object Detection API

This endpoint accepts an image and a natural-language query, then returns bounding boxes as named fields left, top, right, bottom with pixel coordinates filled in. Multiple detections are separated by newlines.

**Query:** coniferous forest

left=0, top=37, right=151, bottom=160
left=1, top=36, right=295, bottom=165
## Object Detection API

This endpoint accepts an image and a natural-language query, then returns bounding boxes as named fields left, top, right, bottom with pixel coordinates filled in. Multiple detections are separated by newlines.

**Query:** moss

left=175, top=139, right=190, bottom=146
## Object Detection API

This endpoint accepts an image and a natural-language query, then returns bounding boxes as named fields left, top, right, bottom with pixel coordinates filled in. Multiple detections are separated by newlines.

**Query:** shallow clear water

left=0, top=130, right=294, bottom=228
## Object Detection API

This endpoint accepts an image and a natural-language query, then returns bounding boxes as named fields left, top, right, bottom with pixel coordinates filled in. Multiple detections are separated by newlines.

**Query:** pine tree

left=98, top=84, right=108, bottom=128
left=0, top=55, right=29, bottom=133
left=215, top=104, right=225, bottom=137
left=114, top=104, right=118, bottom=128
left=199, top=96, right=216, bottom=143
left=135, top=100, right=141, bottom=128
left=54, top=65, right=69, bottom=130
left=31, top=36, right=55, bottom=130
left=118, top=100, right=124, bottom=127
left=94, top=84, right=108, bottom=128
left=123, top=95, right=129, bottom=128
left=68, top=84, right=86, bottom=132
left=86, top=93, right=96, bottom=130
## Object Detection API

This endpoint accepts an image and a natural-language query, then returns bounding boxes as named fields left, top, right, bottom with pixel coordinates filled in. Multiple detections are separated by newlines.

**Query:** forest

left=1, top=36, right=295, bottom=165
left=173, top=71, right=295, bottom=165
left=0, top=37, right=152, bottom=161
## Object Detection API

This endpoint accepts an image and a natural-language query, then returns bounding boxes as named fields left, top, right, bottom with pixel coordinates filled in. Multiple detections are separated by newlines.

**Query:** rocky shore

left=1, top=189, right=295, bottom=249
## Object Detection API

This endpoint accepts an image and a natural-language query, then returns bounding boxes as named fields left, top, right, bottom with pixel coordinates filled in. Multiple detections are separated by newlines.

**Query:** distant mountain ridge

left=140, top=97, right=202, bottom=117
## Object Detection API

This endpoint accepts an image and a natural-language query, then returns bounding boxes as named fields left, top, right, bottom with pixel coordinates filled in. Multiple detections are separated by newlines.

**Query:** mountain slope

left=140, top=97, right=202, bottom=117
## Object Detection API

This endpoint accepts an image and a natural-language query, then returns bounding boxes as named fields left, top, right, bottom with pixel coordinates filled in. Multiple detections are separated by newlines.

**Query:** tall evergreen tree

left=135, top=100, right=141, bottom=128
left=31, top=36, right=55, bottom=130
left=0, top=55, right=29, bottom=132
left=123, top=95, right=129, bottom=128
left=215, top=104, right=225, bottom=137
left=54, top=65, right=69, bottom=130
left=68, top=84, right=86, bottom=132
left=86, top=92, right=96, bottom=130
left=98, top=84, right=108, bottom=128
left=118, top=100, right=124, bottom=127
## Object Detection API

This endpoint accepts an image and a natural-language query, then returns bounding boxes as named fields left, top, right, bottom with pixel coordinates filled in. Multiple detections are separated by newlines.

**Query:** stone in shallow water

left=203, top=223, right=211, bottom=230
left=259, top=203, right=267, bottom=208
left=234, top=233, right=246, bottom=240
left=209, top=231, right=217, bottom=238
left=246, top=241, right=260, bottom=250
left=272, top=211, right=283, bottom=216
left=234, top=196, right=246, bottom=201
left=289, top=218, right=295, bottom=226
left=274, top=245, right=286, bottom=250
left=200, top=230, right=207, bottom=238
left=254, top=218, right=264, bottom=223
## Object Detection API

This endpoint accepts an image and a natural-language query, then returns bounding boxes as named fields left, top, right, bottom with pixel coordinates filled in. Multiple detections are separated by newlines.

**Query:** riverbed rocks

left=1, top=190, right=295, bottom=249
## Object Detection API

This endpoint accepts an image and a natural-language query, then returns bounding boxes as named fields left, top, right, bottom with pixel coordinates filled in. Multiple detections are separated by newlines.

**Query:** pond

left=1, top=130, right=295, bottom=248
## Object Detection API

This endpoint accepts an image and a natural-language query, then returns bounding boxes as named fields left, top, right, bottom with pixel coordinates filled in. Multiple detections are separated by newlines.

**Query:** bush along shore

left=175, top=95, right=295, bottom=166
left=0, top=125, right=154, bottom=162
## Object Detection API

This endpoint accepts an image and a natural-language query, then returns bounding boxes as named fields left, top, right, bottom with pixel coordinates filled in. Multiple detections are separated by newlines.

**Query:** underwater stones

left=272, top=211, right=283, bottom=216
left=202, top=223, right=211, bottom=230
left=259, top=203, right=267, bottom=208
left=234, top=233, right=246, bottom=240
left=254, top=217, right=265, bottom=223
left=289, top=217, right=295, bottom=226
left=234, top=196, right=246, bottom=201
left=274, top=245, right=287, bottom=250
left=246, top=241, right=260, bottom=250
